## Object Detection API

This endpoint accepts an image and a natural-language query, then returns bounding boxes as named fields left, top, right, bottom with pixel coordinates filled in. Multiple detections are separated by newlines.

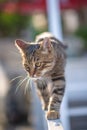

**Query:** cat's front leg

left=47, top=85, right=65, bottom=120
left=47, top=94, right=60, bottom=120
left=36, top=79, right=49, bottom=110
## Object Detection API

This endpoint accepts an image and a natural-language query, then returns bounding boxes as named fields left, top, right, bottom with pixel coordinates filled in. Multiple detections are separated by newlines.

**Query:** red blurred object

left=3, top=2, right=17, bottom=13
left=17, top=0, right=46, bottom=14
left=60, top=0, right=87, bottom=10
left=0, top=0, right=87, bottom=14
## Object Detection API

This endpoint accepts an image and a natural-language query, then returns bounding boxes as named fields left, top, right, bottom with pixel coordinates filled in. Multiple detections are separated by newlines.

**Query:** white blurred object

left=46, top=0, right=63, bottom=41
left=63, top=10, right=79, bottom=33
left=0, top=63, right=9, bottom=98
left=32, top=13, right=47, bottom=30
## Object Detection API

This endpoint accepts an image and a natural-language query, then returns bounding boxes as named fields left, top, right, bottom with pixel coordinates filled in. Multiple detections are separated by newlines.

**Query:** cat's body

left=15, top=32, right=67, bottom=120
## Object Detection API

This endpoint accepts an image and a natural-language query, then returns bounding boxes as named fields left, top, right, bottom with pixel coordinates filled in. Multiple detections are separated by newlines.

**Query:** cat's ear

left=42, top=37, right=52, bottom=52
left=62, top=42, right=68, bottom=49
left=15, top=39, right=28, bottom=53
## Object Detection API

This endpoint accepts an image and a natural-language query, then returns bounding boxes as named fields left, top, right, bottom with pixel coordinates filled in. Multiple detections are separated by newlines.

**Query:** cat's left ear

left=15, top=39, right=28, bottom=53
left=42, top=37, right=52, bottom=52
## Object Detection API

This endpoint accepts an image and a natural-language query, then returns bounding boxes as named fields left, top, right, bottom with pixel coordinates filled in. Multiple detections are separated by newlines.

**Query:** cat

left=15, top=32, right=67, bottom=120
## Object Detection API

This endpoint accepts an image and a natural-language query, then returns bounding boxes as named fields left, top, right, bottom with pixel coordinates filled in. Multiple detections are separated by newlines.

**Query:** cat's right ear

left=15, top=39, right=28, bottom=53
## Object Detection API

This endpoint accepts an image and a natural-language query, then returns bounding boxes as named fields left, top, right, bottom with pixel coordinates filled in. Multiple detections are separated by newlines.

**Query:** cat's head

left=15, top=38, right=55, bottom=78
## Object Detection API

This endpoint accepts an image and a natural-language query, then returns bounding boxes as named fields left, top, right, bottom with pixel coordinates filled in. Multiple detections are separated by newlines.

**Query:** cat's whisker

left=24, top=78, right=30, bottom=95
left=15, top=77, right=28, bottom=93
left=29, top=78, right=33, bottom=89
left=15, top=79, right=24, bottom=93
left=10, top=76, right=23, bottom=84
left=24, top=76, right=34, bottom=95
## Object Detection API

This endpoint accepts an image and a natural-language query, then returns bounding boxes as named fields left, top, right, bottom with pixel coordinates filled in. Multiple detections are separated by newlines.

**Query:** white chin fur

left=31, top=77, right=41, bottom=81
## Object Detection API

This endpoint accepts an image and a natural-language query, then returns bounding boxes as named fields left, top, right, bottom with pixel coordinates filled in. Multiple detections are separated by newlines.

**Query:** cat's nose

left=30, top=68, right=36, bottom=77
left=30, top=73, right=34, bottom=77
left=30, top=71, right=36, bottom=77
left=33, top=74, right=37, bottom=77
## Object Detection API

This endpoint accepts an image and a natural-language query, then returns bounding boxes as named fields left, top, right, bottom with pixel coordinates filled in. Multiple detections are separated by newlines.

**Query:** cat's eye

left=24, top=64, right=30, bottom=71
left=35, top=62, right=41, bottom=67
left=26, top=67, right=30, bottom=71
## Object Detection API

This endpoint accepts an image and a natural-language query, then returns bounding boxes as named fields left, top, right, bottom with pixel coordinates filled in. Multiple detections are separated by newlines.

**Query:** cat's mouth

left=28, top=73, right=41, bottom=81
left=30, top=77, right=42, bottom=82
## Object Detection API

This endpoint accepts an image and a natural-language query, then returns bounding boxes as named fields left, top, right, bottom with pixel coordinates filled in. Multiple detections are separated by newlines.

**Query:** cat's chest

left=46, top=79, right=54, bottom=94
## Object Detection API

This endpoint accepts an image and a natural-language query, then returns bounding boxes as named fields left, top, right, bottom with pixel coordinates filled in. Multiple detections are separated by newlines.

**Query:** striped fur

left=15, top=32, right=67, bottom=120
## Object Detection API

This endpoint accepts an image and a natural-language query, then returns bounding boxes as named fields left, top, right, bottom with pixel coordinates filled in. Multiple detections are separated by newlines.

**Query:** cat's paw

left=46, top=110, right=59, bottom=120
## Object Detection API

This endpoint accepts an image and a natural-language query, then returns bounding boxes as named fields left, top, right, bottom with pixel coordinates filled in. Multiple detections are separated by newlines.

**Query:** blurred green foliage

left=31, top=26, right=48, bottom=40
left=0, top=0, right=5, bottom=2
left=75, top=26, right=87, bottom=51
left=0, top=12, right=30, bottom=37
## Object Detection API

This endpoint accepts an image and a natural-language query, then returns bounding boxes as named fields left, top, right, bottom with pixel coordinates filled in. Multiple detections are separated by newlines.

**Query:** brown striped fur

left=15, top=32, right=67, bottom=120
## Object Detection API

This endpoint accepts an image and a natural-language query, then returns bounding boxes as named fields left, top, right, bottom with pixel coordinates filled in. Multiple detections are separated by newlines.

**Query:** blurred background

left=0, top=0, right=87, bottom=130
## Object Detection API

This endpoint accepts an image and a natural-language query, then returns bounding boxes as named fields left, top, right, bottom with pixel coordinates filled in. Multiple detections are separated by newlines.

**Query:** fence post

left=46, top=0, right=63, bottom=41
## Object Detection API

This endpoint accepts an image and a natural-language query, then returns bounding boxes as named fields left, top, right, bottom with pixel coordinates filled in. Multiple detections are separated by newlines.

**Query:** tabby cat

left=15, top=32, right=67, bottom=120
